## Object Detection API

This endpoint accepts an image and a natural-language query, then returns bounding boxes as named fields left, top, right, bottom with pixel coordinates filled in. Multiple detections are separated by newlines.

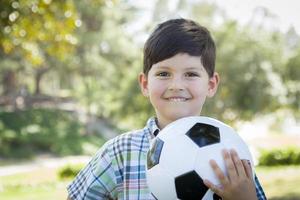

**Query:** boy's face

left=139, top=53, right=219, bottom=129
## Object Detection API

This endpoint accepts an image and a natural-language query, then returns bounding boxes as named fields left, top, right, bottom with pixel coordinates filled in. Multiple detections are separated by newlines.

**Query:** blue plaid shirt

left=67, top=117, right=267, bottom=200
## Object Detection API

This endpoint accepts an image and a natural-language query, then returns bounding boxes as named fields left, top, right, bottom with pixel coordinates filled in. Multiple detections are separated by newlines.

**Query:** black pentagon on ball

left=175, top=170, right=208, bottom=200
left=186, top=123, right=220, bottom=148
left=147, top=138, right=164, bottom=170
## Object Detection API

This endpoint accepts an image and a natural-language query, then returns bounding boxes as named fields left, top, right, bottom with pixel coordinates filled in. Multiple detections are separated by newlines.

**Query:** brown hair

left=143, top=18, right=216, bottom=77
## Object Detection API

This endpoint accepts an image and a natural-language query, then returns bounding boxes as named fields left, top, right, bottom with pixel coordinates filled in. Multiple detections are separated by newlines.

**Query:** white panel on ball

left=159, top=134, right=198, bottom=177
left=146, top=165, right=177, bottom=200
left=194, top=143, right=226, bottom=186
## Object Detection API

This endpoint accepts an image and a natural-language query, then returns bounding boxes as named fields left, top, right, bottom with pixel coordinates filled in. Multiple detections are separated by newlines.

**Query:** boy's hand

left=203, top=149, right=257, bottom=200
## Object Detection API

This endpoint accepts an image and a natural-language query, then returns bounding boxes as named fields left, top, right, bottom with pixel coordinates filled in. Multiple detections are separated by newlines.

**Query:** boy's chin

left=169, top=113, right=200, bottom=121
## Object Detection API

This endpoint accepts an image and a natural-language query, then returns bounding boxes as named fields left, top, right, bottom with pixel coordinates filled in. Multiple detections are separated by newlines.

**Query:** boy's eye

left=156, top=72, right=170, bottom=77
left=185, top=72, right=199, bottom=77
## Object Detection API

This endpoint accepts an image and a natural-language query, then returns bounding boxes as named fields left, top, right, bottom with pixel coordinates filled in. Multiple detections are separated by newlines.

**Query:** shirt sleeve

left=254, top=174, right=267, bottom=200
left=67, top=142, right=117, bottom=200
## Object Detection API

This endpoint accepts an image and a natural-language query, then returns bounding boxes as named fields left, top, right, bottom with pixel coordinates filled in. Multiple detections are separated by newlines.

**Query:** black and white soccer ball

left=146, top=116, right=254, bottom=200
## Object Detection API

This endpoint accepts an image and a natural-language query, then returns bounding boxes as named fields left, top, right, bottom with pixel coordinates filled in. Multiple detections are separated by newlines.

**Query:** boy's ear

left=138, top=73, right=149, bottom=97
left=207, top=72, right=220, bottom=97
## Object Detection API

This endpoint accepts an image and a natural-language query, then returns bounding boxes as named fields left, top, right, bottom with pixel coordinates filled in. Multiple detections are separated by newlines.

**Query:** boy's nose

left=168, top=77, right=185, bottom=91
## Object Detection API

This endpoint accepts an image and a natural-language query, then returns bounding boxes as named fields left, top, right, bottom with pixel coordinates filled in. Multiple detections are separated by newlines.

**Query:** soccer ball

left=146, top=116, right=254, bottom=200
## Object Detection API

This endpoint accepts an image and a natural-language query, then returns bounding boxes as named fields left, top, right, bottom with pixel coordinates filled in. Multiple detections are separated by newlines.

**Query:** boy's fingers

left=203, top=179, right=223, bottom=197
left=209, top=159, right=229, bottom=185
left=241, top=159, right=253, bottom=179
left=222, top=149, right=237, bottom=181
left=230, top=149, right=246, bottom=177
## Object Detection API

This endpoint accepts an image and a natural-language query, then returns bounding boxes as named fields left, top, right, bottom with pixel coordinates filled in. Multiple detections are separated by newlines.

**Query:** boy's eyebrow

left=153, top=65, right=171, bottom=69
left=184, top=67, right=204, bottom=71
left=153, top=66, right=204, bottom=71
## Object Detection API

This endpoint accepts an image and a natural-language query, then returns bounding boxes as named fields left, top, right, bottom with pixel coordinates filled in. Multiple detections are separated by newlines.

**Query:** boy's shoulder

left=103, top=117, right=159, bottom=155
left=108, top=129, right=150, bottom=150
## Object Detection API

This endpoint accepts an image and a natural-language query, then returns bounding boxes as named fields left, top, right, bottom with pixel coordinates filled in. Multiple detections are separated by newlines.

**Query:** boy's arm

left=204, top=149, right=259, bottom=200
left=67, top=142, right=117, bottom=200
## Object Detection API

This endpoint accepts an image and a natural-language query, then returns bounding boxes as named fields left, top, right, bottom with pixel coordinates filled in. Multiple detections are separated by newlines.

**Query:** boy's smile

left=139, top=53, right=219, bottom=129
left=163, top=90, right=191, bottom=102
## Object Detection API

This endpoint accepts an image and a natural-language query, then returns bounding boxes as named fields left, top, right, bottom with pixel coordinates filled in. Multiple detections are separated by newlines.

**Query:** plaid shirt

left=67, top=117, right=267, bottom=200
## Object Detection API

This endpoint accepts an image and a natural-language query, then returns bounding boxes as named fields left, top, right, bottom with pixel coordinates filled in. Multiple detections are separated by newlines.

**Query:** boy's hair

left=143, top=18, right=216, bottom=77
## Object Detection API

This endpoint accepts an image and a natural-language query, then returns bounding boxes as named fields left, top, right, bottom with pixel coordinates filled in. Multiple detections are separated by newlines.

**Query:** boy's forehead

left=151, top=54, right=204, bottom=70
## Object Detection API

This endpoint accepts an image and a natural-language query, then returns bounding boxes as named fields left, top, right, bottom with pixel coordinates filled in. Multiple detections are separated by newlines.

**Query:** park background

left=0, top=0, right=300, bottom=199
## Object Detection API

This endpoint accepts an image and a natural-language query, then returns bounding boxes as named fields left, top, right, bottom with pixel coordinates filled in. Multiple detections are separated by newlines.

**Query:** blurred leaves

left=0, top=0, right=78, bottom=64
left=0, top=109, right=69, bottom=157
left=0, top=108, right=105, bottom=158
left=259, top=147, right=300, bottom=166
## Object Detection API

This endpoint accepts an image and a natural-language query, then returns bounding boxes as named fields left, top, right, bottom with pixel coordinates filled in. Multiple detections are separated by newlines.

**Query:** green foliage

left=57, top=164, right=84, bottom=179
left=259, top=147, right=300, bottom=166
left=0, top=0, right=79, bottom=95
left=0, top=0, right=78, bottom=63
left=0, top=108, right=97, bottom=158
left=203, top=20, right=285, bottom=122
left=283, top=48, right=300, bottom=112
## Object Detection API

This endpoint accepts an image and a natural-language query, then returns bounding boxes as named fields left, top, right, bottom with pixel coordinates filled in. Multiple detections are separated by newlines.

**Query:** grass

left=256, top=165, right=300, bottom=200
left=1, top=165, right=300, bottom=199
left=0, top=168, right=70, bottom=200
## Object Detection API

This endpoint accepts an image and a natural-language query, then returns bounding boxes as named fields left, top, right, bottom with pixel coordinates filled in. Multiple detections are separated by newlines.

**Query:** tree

left=283, top=48, right=300, bottom=114
left=65, top=0, right=142, bottom=123
left=203, top=20, right=285, bottom=122
left=0, top=0, right=78, bottom=95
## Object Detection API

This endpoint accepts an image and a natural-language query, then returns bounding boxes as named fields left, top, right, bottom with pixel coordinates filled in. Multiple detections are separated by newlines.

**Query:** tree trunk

left=34, top=67, right=50, bottom=95
left=2, top=70, right=17, bottom=95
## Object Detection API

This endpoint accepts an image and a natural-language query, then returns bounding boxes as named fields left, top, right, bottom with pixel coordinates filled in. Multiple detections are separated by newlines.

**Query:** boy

left=67, top=18, right=266, bottom=200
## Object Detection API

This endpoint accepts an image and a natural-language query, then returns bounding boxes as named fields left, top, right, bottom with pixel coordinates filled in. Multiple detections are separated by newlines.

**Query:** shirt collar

left=146, top=117, right=160, bottom=138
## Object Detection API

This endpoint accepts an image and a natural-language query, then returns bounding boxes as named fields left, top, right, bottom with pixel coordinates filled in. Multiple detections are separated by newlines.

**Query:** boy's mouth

left=165, top=97, right=189, bottom=102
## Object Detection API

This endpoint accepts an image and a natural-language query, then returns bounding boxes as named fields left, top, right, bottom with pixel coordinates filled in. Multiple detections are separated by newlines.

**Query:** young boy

left=67, top=18, right=266, bottom=200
